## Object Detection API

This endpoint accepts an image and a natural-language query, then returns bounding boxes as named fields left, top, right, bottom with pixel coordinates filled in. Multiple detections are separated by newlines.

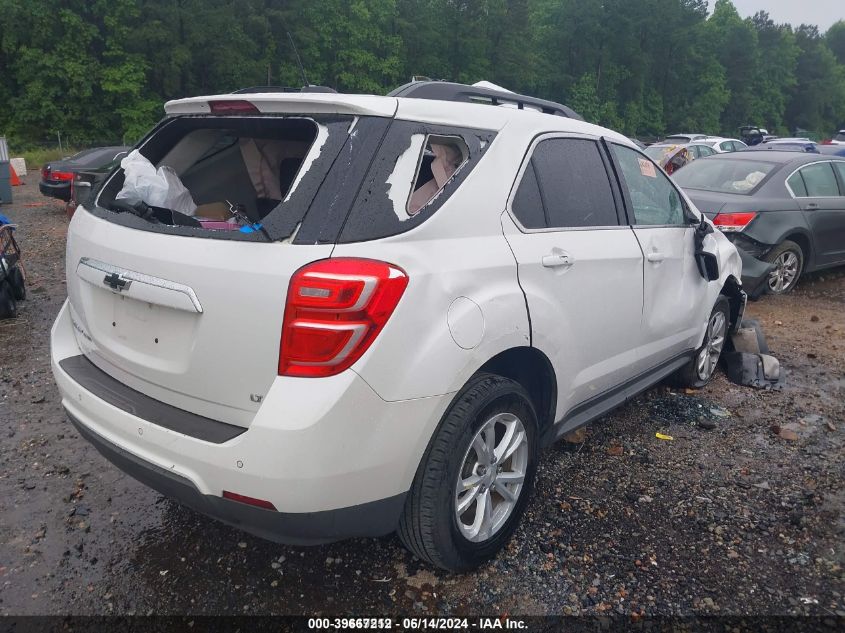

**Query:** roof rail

left=233, top=85, right=338, bottom=94
left=387, top=81, right=583, bottom=120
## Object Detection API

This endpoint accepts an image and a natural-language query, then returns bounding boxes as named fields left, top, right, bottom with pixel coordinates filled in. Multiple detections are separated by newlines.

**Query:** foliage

left=0, top=0, right=844, bottom=147
left=17, top=146, right=84, bottom=170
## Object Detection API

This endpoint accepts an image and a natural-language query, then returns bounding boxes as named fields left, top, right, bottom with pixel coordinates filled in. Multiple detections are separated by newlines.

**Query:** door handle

left=805, top=202, right=819, bottom=210
left=647, top=252, right=666, bottom=263
left=542, top=252, right=574, bottom=268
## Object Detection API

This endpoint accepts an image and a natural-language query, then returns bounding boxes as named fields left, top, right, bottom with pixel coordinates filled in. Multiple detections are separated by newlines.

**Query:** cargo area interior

left=97, top=117, right=320, bottom=229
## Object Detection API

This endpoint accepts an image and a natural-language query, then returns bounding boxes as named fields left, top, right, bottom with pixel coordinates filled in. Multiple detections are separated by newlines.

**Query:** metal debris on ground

left=723, top=319, right=785, bottom=390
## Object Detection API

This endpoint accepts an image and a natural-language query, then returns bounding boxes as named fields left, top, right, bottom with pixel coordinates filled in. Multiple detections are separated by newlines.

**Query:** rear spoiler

left=164, top=93, right=398, bottom=118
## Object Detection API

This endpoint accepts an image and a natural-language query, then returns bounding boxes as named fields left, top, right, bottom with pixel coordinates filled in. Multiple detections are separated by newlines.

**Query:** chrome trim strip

left=78, top=257, right=203, bottom=313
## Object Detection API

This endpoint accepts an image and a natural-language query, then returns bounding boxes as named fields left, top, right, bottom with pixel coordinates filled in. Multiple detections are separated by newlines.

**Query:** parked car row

left=627, top=126, right=844, bottom=297
left=635, top=134, right=749, bottom=175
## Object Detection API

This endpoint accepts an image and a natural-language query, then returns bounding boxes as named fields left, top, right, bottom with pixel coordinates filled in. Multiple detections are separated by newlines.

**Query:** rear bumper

left=737, top=247, right=775, bottom=300
left=66, top=410, right=405, bottom=544
left=39, top=180, right=71, bottom=201
left=51, top=300, right=452, bottom=543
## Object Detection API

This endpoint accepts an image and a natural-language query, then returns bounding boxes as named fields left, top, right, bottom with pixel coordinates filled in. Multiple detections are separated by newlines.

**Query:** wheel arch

left=781, top=232, right=813, bottom=270
left=720, top=274, right=745, bottom=332
left=477, top=346, right=557, bottom=440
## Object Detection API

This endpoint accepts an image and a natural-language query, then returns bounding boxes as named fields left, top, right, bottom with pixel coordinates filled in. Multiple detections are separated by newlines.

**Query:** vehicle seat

left=408, top=143, right=462, bottom=215
left=255, top=157, right=302, bottom=219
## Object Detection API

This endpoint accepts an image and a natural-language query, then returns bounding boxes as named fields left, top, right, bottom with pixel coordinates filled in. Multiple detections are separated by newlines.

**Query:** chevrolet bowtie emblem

left=103, top=272, right=131, bottom=292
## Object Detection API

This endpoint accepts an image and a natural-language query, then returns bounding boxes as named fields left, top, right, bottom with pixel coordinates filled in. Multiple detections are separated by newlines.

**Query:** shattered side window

left=333, top=121, right=496, bottom=244
left=405, top=136, right=468, bottom=216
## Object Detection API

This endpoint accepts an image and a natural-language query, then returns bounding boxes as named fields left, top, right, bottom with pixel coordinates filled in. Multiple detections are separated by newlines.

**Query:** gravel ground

left=0, top=176, right=843, bottom=617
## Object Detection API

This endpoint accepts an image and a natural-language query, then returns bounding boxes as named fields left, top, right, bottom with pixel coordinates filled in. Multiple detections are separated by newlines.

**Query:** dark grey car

left=673, top=151, right=845, bottom=295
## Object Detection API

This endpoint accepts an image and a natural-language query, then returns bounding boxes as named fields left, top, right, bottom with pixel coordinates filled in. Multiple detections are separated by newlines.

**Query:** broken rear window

left=94, top=115, right=353, bottom=240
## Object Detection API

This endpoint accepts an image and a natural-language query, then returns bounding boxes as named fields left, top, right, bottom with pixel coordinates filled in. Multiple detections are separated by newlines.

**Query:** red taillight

left=222, top=491, right=277, bottom=510
left=279, top=258, right=409, bottom=378
left=713, top=211, right=757, bottom=232
left=51, top=171, right=74, bottom=182
left=209, top=99, right=260, bottom=114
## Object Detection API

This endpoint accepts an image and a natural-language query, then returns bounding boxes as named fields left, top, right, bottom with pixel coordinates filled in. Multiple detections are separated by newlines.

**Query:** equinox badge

left=103, top=272, right=132, bottom=292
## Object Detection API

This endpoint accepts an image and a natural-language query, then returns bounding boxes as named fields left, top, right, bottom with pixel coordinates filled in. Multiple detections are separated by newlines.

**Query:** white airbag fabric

left=116, top=149, right=197, bottom=215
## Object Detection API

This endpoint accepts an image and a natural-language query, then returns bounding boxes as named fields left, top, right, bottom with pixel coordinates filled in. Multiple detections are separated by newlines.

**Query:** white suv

left=50, top=82, right=744, bottom=571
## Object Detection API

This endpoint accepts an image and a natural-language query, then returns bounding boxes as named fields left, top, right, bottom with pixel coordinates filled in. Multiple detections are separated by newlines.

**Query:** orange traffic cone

left=9, top=165, right=22, bottom=186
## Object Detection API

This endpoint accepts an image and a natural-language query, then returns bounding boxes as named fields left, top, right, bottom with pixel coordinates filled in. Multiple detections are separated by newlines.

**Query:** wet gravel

left=0, top=177, right=843, bottom=617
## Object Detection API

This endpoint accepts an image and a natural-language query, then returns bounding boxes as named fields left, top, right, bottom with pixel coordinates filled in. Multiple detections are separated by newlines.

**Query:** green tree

left=786, top=25, right=845, bottom=135
left=826, top=20, right=845, bottom=65
left=707, top=0, right=761, bottom=131
left=1, top=0, right=845, bottom=146
left=297, top=0, right=402, bottom=93
left=750, top=12, right=799, bottom=135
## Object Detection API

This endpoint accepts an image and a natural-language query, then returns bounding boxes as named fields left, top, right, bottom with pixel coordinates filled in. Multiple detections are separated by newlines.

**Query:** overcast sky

left=707, top=0, right=844, bottom=32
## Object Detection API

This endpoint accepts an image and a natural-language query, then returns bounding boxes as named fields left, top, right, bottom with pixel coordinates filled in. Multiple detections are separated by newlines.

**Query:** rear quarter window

left=334, top=121, right=496, bottom=244
left=511, top=161, right=546, bottom=229
left=798, top=162, right=840, bottom=197
left=787, top=171, right=808, bottom=197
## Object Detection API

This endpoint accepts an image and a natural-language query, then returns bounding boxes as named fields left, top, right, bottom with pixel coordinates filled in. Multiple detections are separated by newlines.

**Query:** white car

left=700, top=137, right=748, bottom=153
left=50, top=82, right=744, bottom=571
left=661, top=133, right=709, bottom=144
left=826, top=130, right=845, bottom=145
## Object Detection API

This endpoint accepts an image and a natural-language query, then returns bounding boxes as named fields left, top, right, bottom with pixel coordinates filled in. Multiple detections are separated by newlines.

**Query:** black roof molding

left=388, top=81, right=583, bottom=121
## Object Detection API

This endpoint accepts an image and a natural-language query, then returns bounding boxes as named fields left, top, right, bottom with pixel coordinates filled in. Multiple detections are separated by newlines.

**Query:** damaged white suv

left=51, top=81, right=744, bottom=571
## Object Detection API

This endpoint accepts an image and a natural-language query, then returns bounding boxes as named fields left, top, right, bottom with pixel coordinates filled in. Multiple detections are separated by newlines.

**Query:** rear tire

left=670, top=296, right=730, bottom=389
left=764, top=240, right=803, bottom=295
left=0, top=281, right=17, bottom=319
left=398, top=373, right=538, bottom=572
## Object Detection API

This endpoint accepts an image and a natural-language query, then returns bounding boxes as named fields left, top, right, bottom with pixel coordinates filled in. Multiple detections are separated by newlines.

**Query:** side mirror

left=693, top=217, right=719, bottom=281
left=695, top=251, right=720, bottom=281
left=682, top=200, right=702, bottom=225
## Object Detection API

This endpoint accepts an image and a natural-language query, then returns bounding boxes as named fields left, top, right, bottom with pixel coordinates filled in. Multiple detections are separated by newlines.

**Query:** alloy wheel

left=696, top=310, right=727, bottom=381
left=454, top=412, right=528, bottom=543
left=768, top=251, right=800, bottom=293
